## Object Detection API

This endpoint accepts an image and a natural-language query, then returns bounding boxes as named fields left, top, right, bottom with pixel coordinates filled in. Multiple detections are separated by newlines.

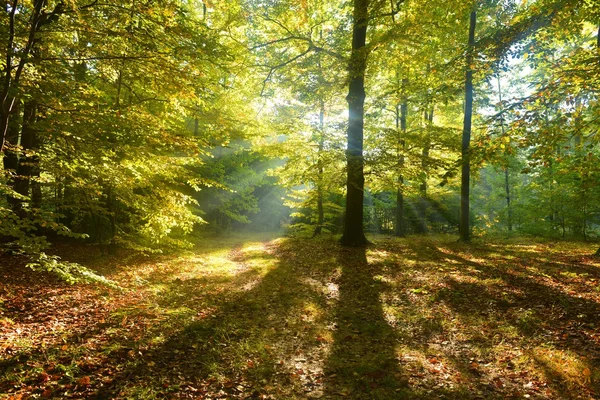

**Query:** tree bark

left=341, top=0, right=369, bottom=247
left=459, top=10, right=476, bottom=242
left=1, top=0, right=59, bottom=152
left=395, top=77, right=407, bottom=237
left=416, top=106, right=433, bottom=234
left=313, top=99, right=326, bottom=237
left=420, top=107, right=433, bottom=195
left=3, top=101, right=20, bottom=205
left=0, top=0, right=18, bottom=152
left=13, top=100, right=37, bottom=216
left=497, top=75, right=512, bottom=232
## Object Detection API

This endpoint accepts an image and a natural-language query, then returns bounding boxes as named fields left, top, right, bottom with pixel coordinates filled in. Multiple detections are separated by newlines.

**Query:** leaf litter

left=1, top=234, right=599, bottom=399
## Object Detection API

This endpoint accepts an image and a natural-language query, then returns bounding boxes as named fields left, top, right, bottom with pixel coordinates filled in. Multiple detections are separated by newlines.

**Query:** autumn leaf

left=583, top=368, right=592, bottom=380
left=77, top=376, right=91, bottom=386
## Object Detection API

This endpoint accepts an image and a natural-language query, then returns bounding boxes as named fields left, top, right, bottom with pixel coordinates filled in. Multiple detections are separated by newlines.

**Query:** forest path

left=1, top=234, right=600, bottom=399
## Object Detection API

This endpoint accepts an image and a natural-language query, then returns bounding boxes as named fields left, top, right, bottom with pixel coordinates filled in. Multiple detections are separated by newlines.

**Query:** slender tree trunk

left=13, top=100, right=37, bottom=217
left=31, top=130, right=42, bottom=209
left=3, top=101, right=20, bottom=206
left=341, top=0, right=369, bottom=247
left=395, top=77, right=407, bottom=237
left=313, top=99, right=325, bottom=237
left=0, top=0, right=18, bottom=152
left=420, top=64, right=433, bottom=199
left=416, top=106, right=433, bottom=234
left=504, top=168, right=512, bottom=229
left=420, top=108, right=432, bottom=196
left=1, top=0, right=57, bottom=152
left=459, top=10, right=476, bottom=242
left=497, top=75, right=512, bottom=232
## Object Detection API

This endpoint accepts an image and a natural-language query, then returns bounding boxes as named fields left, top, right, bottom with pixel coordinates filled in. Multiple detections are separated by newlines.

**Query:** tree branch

left=40, top=55, right=158, bottom=62
left=249, top=36, right=307, bottom=50
left=371, top=0, right=406, bottom=22
left=259, top=47, right=312, bottom=96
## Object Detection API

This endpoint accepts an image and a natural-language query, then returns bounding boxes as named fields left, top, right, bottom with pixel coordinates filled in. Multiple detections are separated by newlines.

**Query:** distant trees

left=2, top=0, right=600, bottom=280
left=0, top=0, right=257, bottom=276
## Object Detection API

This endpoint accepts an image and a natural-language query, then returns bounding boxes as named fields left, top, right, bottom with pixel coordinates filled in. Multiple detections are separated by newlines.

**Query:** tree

left=341, top=0, right=369, bottom=246
left=459, top=10, right=476, bottom=242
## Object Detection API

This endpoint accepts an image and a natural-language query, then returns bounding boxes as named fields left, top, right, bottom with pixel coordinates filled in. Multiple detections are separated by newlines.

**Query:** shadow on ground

left=2, top=234, right=600, bottom=399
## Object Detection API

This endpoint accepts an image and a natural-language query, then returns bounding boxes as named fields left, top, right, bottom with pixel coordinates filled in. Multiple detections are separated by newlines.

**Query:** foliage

left=1, top=0, right=600, bottom=272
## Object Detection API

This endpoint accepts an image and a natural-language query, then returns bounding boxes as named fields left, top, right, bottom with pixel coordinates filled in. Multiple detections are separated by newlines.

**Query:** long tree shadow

left=323, top=246, right=409, bottom=399
left=400, top=238, right=600, bottom=399
left=92, top=237, right=340, bottom=399
left=6, top=235, right=600, bottom=399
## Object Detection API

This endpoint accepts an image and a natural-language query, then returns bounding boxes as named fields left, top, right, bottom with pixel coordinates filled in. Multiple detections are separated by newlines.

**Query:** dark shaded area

left=323, top=246, right=408, bottom=398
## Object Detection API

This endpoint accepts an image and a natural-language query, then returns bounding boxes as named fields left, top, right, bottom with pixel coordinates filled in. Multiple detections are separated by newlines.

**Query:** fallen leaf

left=583, top=368, right=592, bottom=378
left=77, top=376, right=91, bottom=386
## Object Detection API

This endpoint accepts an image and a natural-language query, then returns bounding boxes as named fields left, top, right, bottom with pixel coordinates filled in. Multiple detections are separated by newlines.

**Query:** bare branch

left=40, top=55, right=158, bottom=62
left=249, top=36, right=307, bottom=51
left=371, top=0, right=406, bottom=22
left=259, top=14, right=296, bottom=37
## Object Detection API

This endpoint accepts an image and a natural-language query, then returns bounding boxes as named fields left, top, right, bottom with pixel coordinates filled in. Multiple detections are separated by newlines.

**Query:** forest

left=1, top=0, right=600, bottom=398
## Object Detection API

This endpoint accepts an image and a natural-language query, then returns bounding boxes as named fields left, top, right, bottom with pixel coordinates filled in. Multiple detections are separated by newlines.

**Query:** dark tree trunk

left=395, top=77, right=407, bottom=237
left=104, top=185, right=117, bottom=255
left=0, top=0, right=18, bottom=152
left=459, top=11, right=477, bottom=242
left=3, top=101, right=20, bottom=206
left=1, top=0, right=59, bottom=151
left=504, top=168, right=512, bottom=231
left=313, top=99, right=326, bottom=237
left=459, top=10, right=476, bottom=242
left=31, top=137, right=42, bottom=210
left=341, top=0, right=369, bottom=247
left=416, top=106, right=433, bottom=234
left=420, top=107, right=433, bottom=195
left=13, top=100, right=38, bottom=217
left=497, top=75, right=512, bottom=232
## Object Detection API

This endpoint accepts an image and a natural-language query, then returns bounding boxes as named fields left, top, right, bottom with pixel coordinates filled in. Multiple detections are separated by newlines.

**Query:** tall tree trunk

left=459, top=10, right=476, bottom=242
left=595, top=23, right=600, bottom=256
left=1, top=0, right=59, bottom=152
left=341, top=0, right=369, bottom=247
left=13, top=100, right=37, bottom=217
left=0, top=0, right=18, bottom=152
left=420, top=64, right=433, bottom=198
left=313, top=99, right=326, bottom=237
left=497, top=75, right=512, bottom=232
left=416, top=106, right=433, bottom=234
left=3, top=101, right=20, bottom=206
left=395, top=77, right=407, bottom=237
left=30, top=131, right=42, bottom=209
left=420, top=109, right=432, bottom=196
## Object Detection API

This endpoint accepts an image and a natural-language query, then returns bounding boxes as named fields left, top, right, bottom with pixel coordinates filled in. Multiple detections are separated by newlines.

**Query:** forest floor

left=1, top=233, right=600, bottom=399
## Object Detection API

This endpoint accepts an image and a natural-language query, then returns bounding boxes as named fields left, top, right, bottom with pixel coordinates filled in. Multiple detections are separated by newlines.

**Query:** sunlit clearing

left=531, top=347, right=594, bottom=389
